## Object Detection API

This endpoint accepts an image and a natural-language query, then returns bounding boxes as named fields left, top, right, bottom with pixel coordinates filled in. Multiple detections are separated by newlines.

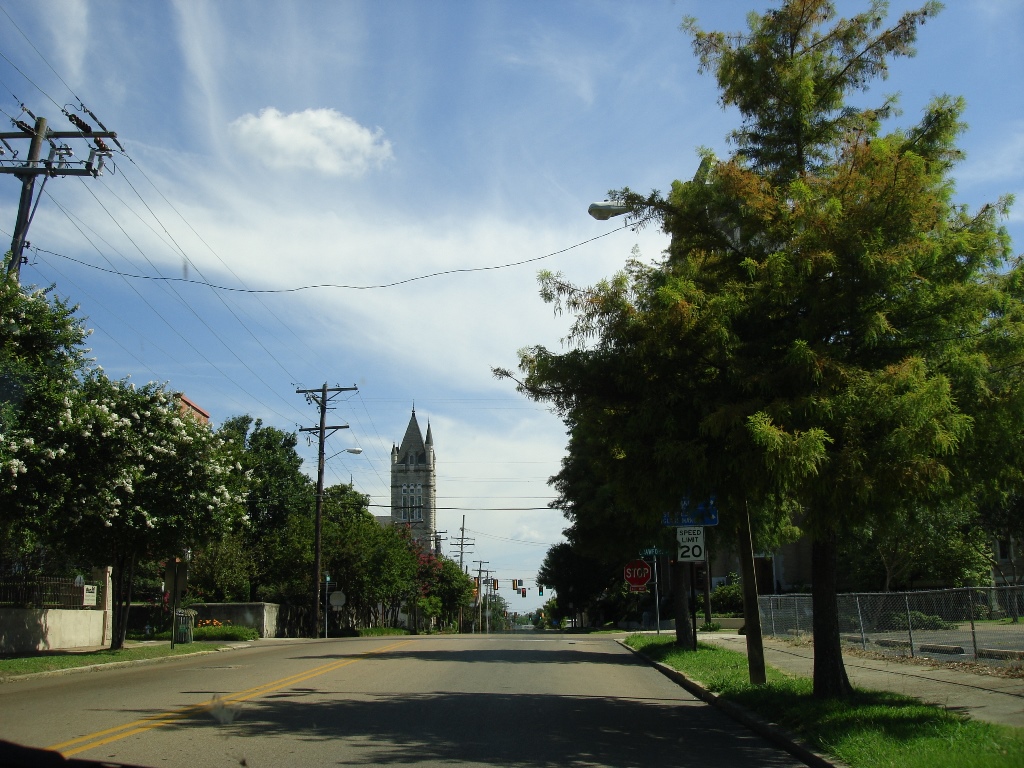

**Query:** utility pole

left=297, top=382, right=358, bottom=638
left=432, top=530, right=448, bottom=556
left=451, top=515, right=474, bottom=570
left=473, top=560, right=488, bottom=634
left=482, top=567, right=496, bottom=635
left=1, top=112, right=118, bottom=282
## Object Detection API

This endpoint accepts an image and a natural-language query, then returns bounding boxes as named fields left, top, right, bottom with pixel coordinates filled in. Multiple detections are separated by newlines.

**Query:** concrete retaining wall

left=190, top=603, right=280, bottom=638
left=0, top=608, right=107, bottom=653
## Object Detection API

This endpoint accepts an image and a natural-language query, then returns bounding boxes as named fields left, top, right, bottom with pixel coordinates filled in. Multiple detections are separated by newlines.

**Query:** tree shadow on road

left=291, top=646, right=645, bottom=668
left=155, top=689, right=802, bottom=767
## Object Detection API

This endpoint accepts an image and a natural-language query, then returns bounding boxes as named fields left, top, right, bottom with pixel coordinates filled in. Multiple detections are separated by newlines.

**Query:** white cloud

left=229, top=107, right=394, bottom=177
left=173, top=0, right=226, bottom=140
left=960, top=124, right=1024, bottom=185
left=42, top=0, right=88, bottom=90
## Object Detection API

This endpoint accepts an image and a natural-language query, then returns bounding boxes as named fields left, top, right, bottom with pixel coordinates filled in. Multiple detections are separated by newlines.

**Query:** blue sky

left=2, top=1, right=1021, bottom=612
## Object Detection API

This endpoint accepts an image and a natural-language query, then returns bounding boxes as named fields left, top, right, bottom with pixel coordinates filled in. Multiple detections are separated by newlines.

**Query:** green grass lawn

left=625, top=633, right=1024, bottom=768
left=0, top=642, right=227, bottom=679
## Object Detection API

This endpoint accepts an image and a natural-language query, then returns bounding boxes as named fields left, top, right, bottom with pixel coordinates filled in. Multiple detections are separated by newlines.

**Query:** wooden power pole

left=1, top=113, right=118, bottom=282
left=297, top=382, right=358, bottom=638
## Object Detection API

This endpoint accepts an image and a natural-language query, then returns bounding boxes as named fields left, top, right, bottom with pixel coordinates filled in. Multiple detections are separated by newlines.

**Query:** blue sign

left=662, top=496, right=719, bottom=527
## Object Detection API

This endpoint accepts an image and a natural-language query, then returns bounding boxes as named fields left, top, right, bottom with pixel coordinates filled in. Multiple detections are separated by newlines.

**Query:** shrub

left=357, top=627, right=409, bottom=637
left=887, top=611, right=957, bottom=631
left=699, top=621, right=722, bottom=632
left=710, top=573, right=745, bottom=614
left=193, top=625, right=259, bottom=641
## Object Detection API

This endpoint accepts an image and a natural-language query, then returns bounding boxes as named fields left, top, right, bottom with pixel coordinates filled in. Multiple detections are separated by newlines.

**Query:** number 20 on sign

left=676, top=527, right=705, bottom=562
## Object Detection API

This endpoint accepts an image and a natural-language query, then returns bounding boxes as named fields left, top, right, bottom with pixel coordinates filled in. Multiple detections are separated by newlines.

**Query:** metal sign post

left=324, top=574, right=330, bottom=638
left=651, top=557, right=661, bottom=635
left=690, top=562, right=698, bottom=651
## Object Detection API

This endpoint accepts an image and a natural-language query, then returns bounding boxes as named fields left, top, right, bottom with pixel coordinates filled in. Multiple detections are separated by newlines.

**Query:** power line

left=113, top=151, right=328, bottom=368
left=0, top=2, right=85, bottom=108
left=93, top=174, right=300, bottom=384
left=69, top=178, right=309, bottom=423
left=33, top=221, right=638, bottom=292
left=465, top=528, right=555, bottom=547
left=0, top=13, right=323, bottom=420
left=38, top=193, right=300, bottom=424
left=0, top=46, right=63, bottom=113
left=367, top=504, right=552, bottom=511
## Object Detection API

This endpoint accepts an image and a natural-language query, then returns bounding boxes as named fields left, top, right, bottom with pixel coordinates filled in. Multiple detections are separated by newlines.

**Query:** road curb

left=616, top=639, right=847, bottom=768
left=0, top=642, right=255, bottom=683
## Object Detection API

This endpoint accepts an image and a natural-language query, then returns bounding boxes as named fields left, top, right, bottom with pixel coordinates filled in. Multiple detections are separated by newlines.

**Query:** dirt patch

left=843, top=645, right=1024, bottom=679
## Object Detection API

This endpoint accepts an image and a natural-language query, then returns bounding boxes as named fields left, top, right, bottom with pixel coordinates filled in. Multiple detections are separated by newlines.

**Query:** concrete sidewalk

left=702, top=632, right=1024, bottom=728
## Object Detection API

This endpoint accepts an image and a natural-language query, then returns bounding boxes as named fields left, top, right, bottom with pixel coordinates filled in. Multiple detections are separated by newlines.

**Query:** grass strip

left=0, top=642, right=227, bottom=679
left=356, top=627, right=409, bottom=637
left=625, top=633, right=1024, bottom=768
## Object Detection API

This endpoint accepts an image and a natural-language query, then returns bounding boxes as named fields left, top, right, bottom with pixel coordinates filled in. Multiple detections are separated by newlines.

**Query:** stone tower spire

left=390, top=408, right=436, bottom=551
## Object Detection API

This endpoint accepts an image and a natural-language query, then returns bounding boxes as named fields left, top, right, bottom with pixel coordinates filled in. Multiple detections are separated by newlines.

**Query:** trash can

left=175, top=608, right=196, bottom=644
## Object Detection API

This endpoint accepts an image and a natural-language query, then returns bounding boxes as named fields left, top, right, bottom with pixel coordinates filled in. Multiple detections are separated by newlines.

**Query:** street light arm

left=326, top=446, right=362, bottom=461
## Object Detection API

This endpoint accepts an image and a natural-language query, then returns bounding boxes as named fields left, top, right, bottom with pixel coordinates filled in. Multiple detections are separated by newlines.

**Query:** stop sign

left=623, top=560, right=652, bottom=587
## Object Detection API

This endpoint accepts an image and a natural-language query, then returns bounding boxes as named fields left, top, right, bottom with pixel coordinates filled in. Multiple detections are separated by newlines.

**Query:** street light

left=587, top=200, right=629, bottom=221
left=326, top=447, right=362, bottom=461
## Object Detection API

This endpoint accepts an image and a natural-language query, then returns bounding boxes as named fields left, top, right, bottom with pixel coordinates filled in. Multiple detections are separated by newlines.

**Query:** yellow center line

left=48, top=639, right=413, bottom=757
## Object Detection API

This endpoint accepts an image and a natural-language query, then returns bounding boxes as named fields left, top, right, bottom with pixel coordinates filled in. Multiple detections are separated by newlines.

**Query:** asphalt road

left=0, top=633, right=808, bottom=768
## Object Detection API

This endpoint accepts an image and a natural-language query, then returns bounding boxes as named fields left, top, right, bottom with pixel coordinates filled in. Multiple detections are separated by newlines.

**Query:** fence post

left=968, top=588, right=978, bottom=661
left=904, top=593, right=915, bottom=657
left=856, top=595, right=867, bottom=651
left=769, top=596, right=776, bottom=638
left=794, top=595, right=800, bottom=635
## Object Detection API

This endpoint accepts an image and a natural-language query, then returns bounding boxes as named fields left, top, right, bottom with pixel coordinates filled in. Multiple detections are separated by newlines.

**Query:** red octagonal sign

left=623, top=560, right=652, bottom=587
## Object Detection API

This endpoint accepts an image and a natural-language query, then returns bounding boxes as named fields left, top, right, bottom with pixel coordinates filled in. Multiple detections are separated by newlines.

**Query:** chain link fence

left=759, top=586, right=1024, bottom=665
left=0, top=576, right=104, bottom=610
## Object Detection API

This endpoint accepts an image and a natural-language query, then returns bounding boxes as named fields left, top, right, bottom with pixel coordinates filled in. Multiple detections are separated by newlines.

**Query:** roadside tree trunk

left=738, top=506, right=766, bottom=685
left=672, top=560, right=694, bottom=649
left=109, top=549, right=136, bottom=651
left=811, top=530, right=854, bottom=699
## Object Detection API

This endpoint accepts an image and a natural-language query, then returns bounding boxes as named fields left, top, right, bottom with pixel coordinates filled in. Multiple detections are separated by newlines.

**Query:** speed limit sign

left=676, top=527, right=705, bottom=561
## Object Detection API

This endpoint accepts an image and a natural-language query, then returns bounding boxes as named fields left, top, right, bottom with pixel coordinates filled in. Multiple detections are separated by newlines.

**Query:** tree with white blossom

left=1, top=272, right=245, bottom=648
left=52, top=373, right=245, bottom=648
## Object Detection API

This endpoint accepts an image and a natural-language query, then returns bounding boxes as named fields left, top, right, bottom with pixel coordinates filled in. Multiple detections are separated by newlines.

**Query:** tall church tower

left=391, top=408, right=437, bottom=552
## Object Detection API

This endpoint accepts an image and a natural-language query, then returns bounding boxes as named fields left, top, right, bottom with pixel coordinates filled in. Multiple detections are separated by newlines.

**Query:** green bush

left=193, top=625, right=259, bottom=641
left=710, top=573, right=745, bottom=614
left=127, top=625, right=260, bottom=642
left=699, top=621, right=722, bottom=632
left=887, top=611, right=957, bottom=631
left=357, top=627, right=409, bottom=637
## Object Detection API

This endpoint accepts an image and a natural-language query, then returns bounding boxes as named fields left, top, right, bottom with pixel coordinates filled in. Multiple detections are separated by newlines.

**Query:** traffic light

left=538, top=585, right=544, bottom=596
left=521, top=587, right=526, bottom=598
left=474, top=577, right=480, bottom=589
left=493, top=579, right=499, bottom=590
